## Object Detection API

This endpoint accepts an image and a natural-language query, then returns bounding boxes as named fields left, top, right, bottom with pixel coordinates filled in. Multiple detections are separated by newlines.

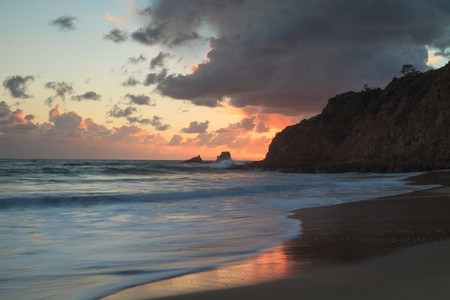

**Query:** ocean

left=0, top=159, right=429, bottom=300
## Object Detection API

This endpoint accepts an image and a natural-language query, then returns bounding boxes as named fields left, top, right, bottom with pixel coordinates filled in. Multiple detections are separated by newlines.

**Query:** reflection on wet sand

left=103, top=242, right=301, bottom=299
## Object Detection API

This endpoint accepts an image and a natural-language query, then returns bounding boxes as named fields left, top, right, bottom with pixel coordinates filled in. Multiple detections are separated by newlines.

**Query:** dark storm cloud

left=71, top=91, right=101, bottom=101
left=125, top=93, right=154, bottom=105
left=2, top=75, right=35, bottom=98
left=180, top=120, right=209, bottom=133
left=150, top=52, right=172, bottom=69
left=103, top=28, right=128, bottom=43
left=49, top=15, right=77, bottom=31
left=134, top=0, right=450, bottom=115
left=108, top=105, right=137, bottom=118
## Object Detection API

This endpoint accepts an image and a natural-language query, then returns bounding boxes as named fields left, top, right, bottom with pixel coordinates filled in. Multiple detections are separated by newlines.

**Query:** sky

left=1, top=0, right=449, bottom=160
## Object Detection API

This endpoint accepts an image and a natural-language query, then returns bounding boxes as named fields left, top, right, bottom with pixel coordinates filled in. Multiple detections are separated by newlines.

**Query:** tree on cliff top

left=401, top=64, right=421, bottom=76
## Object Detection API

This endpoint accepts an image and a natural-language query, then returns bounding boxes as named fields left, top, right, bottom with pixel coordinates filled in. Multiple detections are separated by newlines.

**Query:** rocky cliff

left=261, top=63, right=450, bottom=172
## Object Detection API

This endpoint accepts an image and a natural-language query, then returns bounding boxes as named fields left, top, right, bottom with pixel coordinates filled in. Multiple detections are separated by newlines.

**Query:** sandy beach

left=103, top=170, right=450, bottom=300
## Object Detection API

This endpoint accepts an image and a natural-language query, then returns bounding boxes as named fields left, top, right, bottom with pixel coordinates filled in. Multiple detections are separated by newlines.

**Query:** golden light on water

left=103, top=243, right=298, bottom=300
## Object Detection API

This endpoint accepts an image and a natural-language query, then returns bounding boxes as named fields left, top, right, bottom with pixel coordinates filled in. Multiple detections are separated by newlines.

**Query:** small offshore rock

left=181, top=155, right=203, bottom=164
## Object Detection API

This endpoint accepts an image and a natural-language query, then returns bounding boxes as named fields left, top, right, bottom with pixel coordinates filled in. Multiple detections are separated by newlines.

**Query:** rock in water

left=216, top=152, right=232, bottom=162
left=181, top=155, right=203, bottom=164
left=261, top=63, right=450, bottom=172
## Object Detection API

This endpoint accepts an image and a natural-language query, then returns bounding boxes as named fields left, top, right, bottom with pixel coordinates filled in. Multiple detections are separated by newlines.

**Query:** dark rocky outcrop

left=216, top=151, right=232, bottom=162
left=181, top=155, right=203, bottom=164
left=260, top=63, right=450, bottom=172
left=181, top=152, right=233, bottom=165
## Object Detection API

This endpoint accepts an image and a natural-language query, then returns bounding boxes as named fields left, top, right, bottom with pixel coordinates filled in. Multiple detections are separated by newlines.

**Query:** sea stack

left=181, top=155, right=203, bottom=164
left=216, top=152, right=232, bottom=162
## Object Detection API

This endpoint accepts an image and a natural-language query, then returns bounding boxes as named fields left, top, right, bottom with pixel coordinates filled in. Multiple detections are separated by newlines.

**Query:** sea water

left=0, top=159, right=429, bottom=299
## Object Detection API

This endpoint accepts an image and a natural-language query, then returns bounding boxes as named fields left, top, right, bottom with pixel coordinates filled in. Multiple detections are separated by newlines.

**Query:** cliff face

left=262, top=63, right=450, bottom=172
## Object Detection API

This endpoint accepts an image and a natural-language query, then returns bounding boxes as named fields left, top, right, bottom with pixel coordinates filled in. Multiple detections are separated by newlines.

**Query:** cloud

left=82, top=118, right=110, bottom=136
left=44, top=81, right=74, bottom=106
left=103, top=28, right=128, bottom=43
left=167, top=115, right=272, bottom=152
left=154, top=124, right=171, bottom=131
left=126, top=116, right=150, bottom=124
left=181, top=120, right=209, bottom=133
left=127, top=54, right=147, bottom=65
left=0, top=101, right=10, bottom=118
left=125, top=93, right=154, bottom=105
left=2, top=75, right=35, bottom=98
left=150, top=52, right=172, bottom=69
left=193, top=133, right=214, bottom=146
left=108, top=105, right=137, bottom=118
left=180, top=129, right=271, bottom=153
left=44, top=104, right=161, bottom=142
left=0, top=104, right=177, bottom=159
left=48, top=104, right=82, bottom=135
left=45, top=81, right=73, bottom=99
left=122, top=77, right=140, bottom=86
left=131, top=26, right=163, bottom=46
left=105, top=12, right=129, bottom=24
left=132, top=0, right=450, bottom=115
left=255, top=120, right=269, bottom=133
left=131, top=25, right=201, bottom=46
left=144, top=69, right=167, bottom=86
left=71, top=91, right=101, bottom=101
left=127, top=115, right=171, bottom=131
left=216, top=116, right=257, bottom=133
left=49, top=15, right=77, bottom=31
left=168, top=134, right=183, bottom=146
left=0, top=101, right=37, bottom=131
left=240, top=116, right=256, bottom=131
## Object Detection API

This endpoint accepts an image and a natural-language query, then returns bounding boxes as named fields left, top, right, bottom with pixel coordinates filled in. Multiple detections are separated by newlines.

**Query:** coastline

left=102, top=170, right=450, bottom=300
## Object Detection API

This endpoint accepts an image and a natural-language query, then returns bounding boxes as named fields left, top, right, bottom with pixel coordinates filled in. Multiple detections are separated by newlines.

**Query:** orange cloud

left=105, top=12, right=129, bottom=23
left=257, top=113, right=297, bottom=132
left=191, top=61, right=209, bottom=73
left=3, top=109, right=33, bottom=125
left=1, top=102, right=273, bottom=160
left=191, top=52, right=211, bottom=73
left=222, top=107, right=301, bottom=134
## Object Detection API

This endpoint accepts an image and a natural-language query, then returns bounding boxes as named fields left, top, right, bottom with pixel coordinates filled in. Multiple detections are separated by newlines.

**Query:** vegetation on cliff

left=261, top=63, right=450, bottom=172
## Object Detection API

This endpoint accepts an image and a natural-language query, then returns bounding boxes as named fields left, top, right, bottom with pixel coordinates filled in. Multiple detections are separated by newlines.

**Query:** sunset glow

left=104, top=244, right=294, bottom=300
left=1, top=1, right=449, bottom=160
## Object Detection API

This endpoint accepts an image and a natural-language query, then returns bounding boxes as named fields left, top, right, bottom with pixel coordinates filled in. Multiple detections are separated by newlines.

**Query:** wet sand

left=103, top=170, right=450, bottom=300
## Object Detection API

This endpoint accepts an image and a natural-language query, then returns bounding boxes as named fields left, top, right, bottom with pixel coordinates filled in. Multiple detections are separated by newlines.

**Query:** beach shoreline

left=102, top=170, right=450, bottom=300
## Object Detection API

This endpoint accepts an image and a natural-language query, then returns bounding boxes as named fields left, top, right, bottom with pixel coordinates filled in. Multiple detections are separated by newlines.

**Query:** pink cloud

left=105, top=12, right=129, bottom=23
left=0, top=103, right=271, bottom=160
left=0, top=102, right=38, bottom=131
